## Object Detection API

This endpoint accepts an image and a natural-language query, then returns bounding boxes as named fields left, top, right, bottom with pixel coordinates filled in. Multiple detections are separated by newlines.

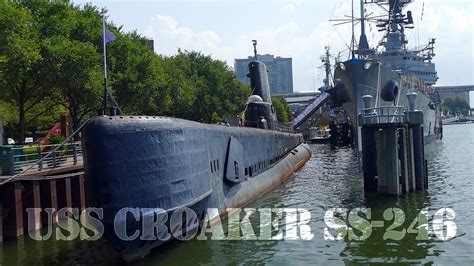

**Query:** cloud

left=143, top=1, right=473, bottom=92
left=145, top=15, right=221, bottom=54
left=145, top=13, right=347, bottom=91
left=281, top=3, right=296, bottom=12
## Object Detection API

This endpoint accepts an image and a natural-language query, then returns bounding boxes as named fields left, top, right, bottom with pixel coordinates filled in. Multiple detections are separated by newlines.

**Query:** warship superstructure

left=329, top=0, right=442, bottom=146
left=82, top=44, right=311, bottom=261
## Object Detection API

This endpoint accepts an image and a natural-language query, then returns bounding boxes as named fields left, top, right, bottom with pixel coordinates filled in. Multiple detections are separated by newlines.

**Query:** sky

left=73, top=0, right=474, bottom=106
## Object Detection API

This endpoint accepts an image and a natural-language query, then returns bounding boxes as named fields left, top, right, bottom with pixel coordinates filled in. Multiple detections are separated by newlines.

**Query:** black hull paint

left=82, top=116, right=310, bottom=260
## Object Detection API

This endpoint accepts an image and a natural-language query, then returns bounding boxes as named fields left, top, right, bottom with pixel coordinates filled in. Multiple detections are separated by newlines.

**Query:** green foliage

left=0, top=2, right=45, bottom=143
left=272, top=98, right=292, bottom=123
left=48, top=134, right=65, bottom=144
left=42, top=35, right=102, bottom=130
left=442, top=96, right=470, bottom=115
left=0, top=1, right=250, bottom=142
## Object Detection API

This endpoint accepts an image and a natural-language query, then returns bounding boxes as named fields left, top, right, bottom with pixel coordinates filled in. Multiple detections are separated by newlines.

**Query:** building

left=147, top=39, right=154, bottom=52
left=234, top=54, right=293, bottom=95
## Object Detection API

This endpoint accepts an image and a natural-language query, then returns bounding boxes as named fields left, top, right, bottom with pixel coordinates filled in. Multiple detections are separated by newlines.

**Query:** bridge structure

left=434, top=85, right=474, bottom=105
left=273, top=91, right=320, bottom=105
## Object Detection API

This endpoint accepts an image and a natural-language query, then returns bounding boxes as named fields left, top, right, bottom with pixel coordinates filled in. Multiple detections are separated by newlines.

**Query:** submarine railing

left=274, top=122, right=296, bottom=133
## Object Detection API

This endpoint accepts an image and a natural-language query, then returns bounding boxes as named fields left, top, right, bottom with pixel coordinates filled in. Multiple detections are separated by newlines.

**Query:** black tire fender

left=381, top=80, right=399, bottom=102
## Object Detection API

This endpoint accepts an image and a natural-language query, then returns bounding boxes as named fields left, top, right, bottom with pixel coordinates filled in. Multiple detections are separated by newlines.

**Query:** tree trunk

left=18, top=104, right=25, bottom=145
left=69, top=105, right=80, bottom=141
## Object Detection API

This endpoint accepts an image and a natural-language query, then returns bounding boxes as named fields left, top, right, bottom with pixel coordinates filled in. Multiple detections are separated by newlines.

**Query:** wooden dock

left=0, top=160, right=86, bottom=242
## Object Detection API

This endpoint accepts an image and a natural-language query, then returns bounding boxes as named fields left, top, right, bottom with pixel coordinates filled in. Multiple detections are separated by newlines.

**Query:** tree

left=172, top=50, right=249, bottom=123
left=42, top=36, right=102, bottom=131
left=1, top=0, right=251, bottom=136
left=0, top=2, right=46, bottom=144
left=442, top=96, right=470, bottom=115
left=108, top=32, right=178, bottom=115
left=272, top=98, right=292, bottom=123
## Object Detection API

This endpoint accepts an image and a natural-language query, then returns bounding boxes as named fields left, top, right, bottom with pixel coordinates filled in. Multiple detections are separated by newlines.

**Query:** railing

left=3, top=142, right=83, bottom=176
left=274, top=122, right=295, bottom=133
left=360, top=106, right=406, bottom=125
left=292, top=92, right=330, bottom=128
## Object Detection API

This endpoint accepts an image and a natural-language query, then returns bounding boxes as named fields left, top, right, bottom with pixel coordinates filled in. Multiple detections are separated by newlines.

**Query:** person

left=239, top=117, right=244, bottom=127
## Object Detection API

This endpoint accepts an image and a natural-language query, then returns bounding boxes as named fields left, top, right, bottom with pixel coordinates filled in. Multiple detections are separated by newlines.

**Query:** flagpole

left=102, top=13, right=108, bottom=114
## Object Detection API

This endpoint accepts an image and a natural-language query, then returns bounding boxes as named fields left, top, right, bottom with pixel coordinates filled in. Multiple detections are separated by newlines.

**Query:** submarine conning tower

left=244, top=60, right=278, bottom=129
left=244, top=41, right=277, bottom=129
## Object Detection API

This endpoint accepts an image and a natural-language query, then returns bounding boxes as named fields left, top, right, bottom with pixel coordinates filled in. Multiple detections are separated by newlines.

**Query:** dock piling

left=23, top=181, right=42, bottom=232
left=359, top=92, right=428, bottom=196
left=375, top=127, right=400, bottom=195
left=0, top=199, right=3, bottom=243
left=40, top=180, right=59, bottom=225
left=1, top=182, right=26, bottom=238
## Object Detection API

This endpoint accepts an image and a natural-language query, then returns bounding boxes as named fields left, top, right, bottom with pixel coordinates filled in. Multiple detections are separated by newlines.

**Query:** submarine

left=81, top=44, right=312, bottom=261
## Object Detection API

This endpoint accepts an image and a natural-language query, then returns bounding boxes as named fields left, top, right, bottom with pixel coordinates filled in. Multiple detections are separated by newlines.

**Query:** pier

left=0, top=142, right=85, bottom=243
left=358, top=93, right=428, bottom=195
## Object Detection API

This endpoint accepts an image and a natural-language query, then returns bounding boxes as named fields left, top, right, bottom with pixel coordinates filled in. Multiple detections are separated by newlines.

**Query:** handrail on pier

left=359, top=106, right=406, bottom=125
left=3, top=142, right=83, bottom=176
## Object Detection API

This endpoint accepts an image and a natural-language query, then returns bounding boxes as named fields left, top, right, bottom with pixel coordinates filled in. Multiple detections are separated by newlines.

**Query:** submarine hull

left=82, top=116, right=311, bottom=260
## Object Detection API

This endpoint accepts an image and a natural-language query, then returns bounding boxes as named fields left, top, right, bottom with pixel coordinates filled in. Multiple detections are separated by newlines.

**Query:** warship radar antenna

left=320, top=46, right=334, bottom=90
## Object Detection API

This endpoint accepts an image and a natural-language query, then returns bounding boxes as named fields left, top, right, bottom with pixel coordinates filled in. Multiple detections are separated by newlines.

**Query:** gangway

left=292, top=92, right=330, bottom=129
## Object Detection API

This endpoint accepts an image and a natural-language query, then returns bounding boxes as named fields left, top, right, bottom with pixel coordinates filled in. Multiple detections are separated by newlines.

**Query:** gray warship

left=329, top=0, right=442, bottom=146
left=81, top=44, right=311, bottom=260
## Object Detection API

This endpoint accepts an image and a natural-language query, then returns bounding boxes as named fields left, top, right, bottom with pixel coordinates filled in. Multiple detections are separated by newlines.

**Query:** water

left=1, top=124, right=473, bottom=265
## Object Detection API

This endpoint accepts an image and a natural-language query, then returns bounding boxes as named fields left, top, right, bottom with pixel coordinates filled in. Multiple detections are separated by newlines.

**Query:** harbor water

left=1, top=123, right=473, bottom=265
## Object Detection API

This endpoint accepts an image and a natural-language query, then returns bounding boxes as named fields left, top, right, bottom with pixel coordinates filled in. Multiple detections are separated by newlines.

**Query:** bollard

left=362, top=95, right=373, bottom=110
left=407, top=92, right=418, bottom=112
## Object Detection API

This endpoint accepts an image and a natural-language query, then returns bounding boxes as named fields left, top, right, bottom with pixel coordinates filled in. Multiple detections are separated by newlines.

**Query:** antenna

left=252, top=40, right=258, bottom=61
left=351, top=0, right=356, bottom=59
left=358, top=0, right=370, bottom=55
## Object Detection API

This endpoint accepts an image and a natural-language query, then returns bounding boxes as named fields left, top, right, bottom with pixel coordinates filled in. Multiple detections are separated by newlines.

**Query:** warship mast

left=358, top=0, right=370, bottom=54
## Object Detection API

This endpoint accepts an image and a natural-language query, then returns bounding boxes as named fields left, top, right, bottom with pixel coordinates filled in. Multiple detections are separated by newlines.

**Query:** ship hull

left=82, top=116, right=311, bottom=260
left=333, top=59, right=441, bottom=146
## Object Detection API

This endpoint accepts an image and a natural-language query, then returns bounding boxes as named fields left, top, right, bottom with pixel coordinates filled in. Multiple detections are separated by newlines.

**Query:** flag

left=104, top=26, right=116, bottom=44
